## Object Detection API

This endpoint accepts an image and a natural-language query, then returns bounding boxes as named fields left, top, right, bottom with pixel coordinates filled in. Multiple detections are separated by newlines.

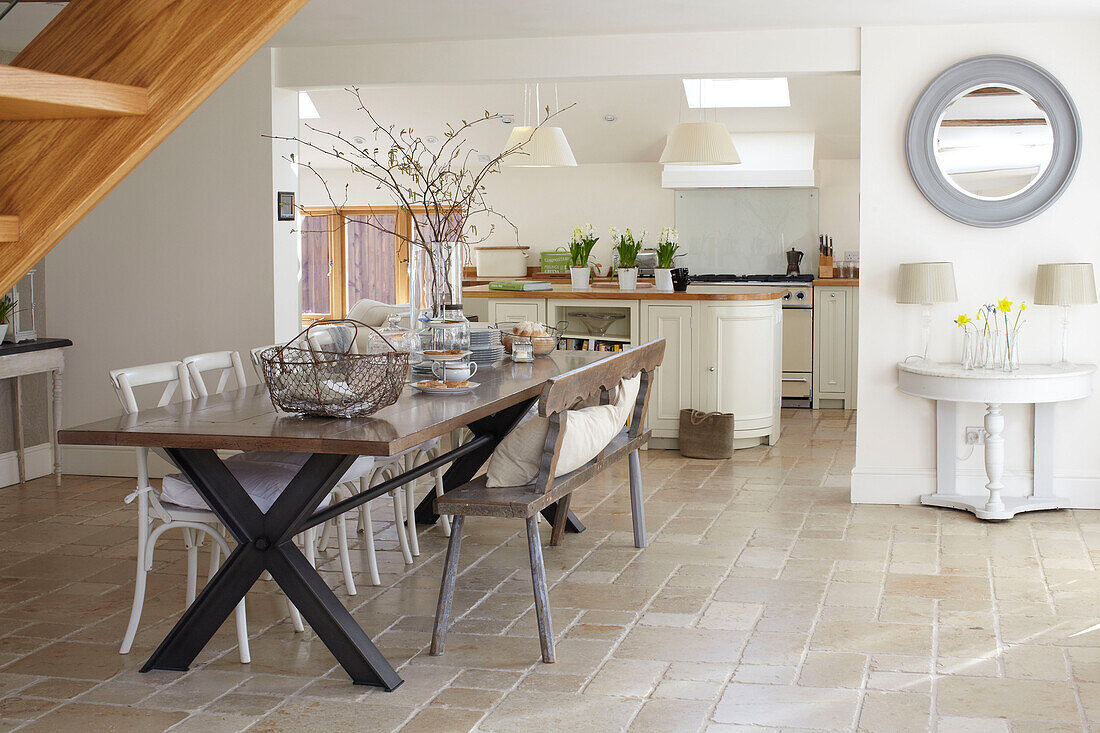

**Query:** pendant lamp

left=503, top=83, right=577, bottom=167
left=660, top=79, right=739, bottom=165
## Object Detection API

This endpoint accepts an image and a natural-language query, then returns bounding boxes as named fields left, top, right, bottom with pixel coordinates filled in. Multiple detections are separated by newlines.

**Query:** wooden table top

left=463, top=283, right=786, bottom=301
left=59, top=352, right=609, bottom=457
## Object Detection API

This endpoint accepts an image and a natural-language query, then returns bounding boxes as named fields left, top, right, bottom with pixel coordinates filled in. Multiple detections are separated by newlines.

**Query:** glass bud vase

left=980, top=331, right=994, bottom=369
left=409, top=240, right=465, bottom=324
left=961, top=330, right=975, bottom=370
left=1004, top=330, right=1020, bottom=372
left=991, top=328, right=1005, bottom=369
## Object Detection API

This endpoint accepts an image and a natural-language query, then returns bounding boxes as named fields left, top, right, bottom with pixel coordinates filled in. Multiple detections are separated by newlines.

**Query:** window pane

left=346, top=215, right=398, bottom=305
left=300, top=215, right=330, bottom=315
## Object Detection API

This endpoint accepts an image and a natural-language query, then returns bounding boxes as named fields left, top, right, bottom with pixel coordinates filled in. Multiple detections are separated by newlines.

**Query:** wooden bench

left=430, top=339, right=666, bottom=663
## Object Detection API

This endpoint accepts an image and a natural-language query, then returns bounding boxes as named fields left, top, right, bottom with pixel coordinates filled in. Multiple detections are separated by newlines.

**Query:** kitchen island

left=463, top=283, right=786, bottom=449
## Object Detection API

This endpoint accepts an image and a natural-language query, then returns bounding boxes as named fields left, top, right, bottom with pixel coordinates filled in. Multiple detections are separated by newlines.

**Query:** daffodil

left=1020, top=302, right=1027, bottom=311
left=955, top=314, right=971, bottom=327
left=997, top=298, right=1012, bottom=313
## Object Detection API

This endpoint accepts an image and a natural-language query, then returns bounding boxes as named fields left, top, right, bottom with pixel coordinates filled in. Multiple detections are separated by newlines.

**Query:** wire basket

left=259, top=319, right=409, bottom=418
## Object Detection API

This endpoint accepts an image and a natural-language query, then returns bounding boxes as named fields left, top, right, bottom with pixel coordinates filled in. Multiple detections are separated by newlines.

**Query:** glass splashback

left=674, top=188, right=819, bottom=276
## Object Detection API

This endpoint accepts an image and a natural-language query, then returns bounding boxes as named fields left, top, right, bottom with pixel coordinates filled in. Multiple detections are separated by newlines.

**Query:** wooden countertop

left=813, top=278, right=859, bottom=287
left=463, top=284, right=786, bottom=301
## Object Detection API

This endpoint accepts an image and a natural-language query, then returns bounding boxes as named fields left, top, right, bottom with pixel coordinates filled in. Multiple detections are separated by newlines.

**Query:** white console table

left=897, top=361, right=1095, bottom=520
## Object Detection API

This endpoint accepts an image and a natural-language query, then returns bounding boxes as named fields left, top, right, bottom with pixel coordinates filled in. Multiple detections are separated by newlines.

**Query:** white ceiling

left=2, top=0, right=1098, bottom=52
left=272, top=0, right=1100, bottom=47
left=299, top=74, right=860, bottom=165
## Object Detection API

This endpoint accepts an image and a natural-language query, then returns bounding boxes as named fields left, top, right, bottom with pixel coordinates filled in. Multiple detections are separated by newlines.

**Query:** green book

left=488, top=280, right=553, bottom=291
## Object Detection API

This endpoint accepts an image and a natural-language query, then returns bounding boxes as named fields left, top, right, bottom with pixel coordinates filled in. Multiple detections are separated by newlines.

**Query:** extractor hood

left=661, top=132, right=815, bottom=188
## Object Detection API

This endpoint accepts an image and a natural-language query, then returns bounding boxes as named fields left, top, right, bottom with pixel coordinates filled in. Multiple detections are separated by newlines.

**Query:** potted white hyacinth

left=568, top=224, right=598, bottom=289
left=611, top=227, right=644, bottom=291
left=654, top=226, right=681, bottom=291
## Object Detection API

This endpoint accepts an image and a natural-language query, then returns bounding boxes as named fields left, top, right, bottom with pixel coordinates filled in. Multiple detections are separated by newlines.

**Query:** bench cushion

left=486, top=375, right=639, bottom=488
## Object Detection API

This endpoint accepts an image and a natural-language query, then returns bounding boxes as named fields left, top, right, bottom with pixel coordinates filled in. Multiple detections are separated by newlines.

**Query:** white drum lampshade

left=1034, top=262, right=1097, bottom=365
left=897, top=262, right=958, bottom=361
left=502, top=126, right=577, bottom=167
left=659, top=122, right=740, bottom=165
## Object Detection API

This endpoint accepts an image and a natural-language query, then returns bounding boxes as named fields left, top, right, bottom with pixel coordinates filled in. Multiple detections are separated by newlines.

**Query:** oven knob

left=795, top=291, right=806, bottom=300
left=783, top=292, right=792, bottom=300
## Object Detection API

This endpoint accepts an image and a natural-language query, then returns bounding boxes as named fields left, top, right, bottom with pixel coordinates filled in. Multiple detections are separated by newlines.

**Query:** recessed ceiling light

left=682, top=78, right=790, bottom=108
left=502, top=115, right=514, bottom=125
left=352, top=136, right=366, bottom=146
left=299, top=91, right=320, bottom=119
left=603, top=114, right=617, bottom=122
left=426, top=136, right=438, bottom=144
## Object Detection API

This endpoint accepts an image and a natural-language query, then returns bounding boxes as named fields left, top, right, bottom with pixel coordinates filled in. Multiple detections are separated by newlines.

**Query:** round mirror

left=934, top=85, right=1053, bottom=201
left=907, top=56, right=1080, bottom=227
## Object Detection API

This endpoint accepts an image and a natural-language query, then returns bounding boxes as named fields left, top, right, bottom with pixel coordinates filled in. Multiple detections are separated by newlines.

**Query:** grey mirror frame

left=906, top=55, right=1081, bottom=228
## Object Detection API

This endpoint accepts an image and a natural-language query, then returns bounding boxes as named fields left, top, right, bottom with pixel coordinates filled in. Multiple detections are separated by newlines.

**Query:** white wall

left=46, top=50, right=299, bottom=476
left=854, top=22, right=1100, bottom=505
left=817, top=158, right=860, bottom=254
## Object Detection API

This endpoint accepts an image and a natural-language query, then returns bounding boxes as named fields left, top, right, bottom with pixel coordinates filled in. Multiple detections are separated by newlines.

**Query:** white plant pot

left=618, top=268, right=639, bottom=291
left=0, top=324, right=7, bottom=343
left=654, top=268, right=673, bottom=291
left=569, top=266, right=590, bottom=289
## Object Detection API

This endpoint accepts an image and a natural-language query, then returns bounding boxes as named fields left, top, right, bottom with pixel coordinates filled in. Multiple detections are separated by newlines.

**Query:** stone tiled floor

left=2, top=409, right=1100, bottom=730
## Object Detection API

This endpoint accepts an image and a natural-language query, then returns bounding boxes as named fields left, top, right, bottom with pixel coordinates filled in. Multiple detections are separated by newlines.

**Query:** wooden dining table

left=58, top=351, right=608, bottom=690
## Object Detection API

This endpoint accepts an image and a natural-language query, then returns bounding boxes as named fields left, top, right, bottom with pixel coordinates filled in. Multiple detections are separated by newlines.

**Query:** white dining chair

left=111, top=361, right=255, bottom=662
left=183, top=350, right=369, bottom=595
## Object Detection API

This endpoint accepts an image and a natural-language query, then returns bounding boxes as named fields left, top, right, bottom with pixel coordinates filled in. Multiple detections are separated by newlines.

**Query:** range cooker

left=691, top=274, right=814, bottom=406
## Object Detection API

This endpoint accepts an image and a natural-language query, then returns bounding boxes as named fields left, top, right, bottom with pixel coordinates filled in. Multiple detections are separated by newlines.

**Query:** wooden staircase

left=0, top=0, right=311, bottom=293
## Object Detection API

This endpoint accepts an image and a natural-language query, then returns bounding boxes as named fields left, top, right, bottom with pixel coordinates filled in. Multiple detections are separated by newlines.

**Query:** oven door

left=781, top=307, right=812, bottom=399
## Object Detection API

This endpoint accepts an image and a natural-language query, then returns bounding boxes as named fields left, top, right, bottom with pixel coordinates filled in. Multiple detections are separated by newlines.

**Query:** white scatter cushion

left=348, top=298, right=407, bottom=352
left=486, top=374, right=640, bottom=488
left=161, top=452, right=375, bottom=513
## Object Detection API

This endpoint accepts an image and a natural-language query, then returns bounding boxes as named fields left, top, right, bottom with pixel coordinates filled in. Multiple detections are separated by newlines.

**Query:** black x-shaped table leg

left=141, top=448, right=403, bottom=690
left=412, top=399, right=586, bottom=533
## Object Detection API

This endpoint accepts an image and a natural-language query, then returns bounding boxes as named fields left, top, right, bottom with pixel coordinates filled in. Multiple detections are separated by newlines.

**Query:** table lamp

left=897, top=262, right=958, bottom=361
left=1034, top=262, right=1097, bottom=365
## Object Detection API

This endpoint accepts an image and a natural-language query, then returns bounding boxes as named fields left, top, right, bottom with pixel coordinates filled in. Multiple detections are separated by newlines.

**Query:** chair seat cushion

left=161, top=452, right=375, bottom=513
left=486, top=375, right=639, bottom=488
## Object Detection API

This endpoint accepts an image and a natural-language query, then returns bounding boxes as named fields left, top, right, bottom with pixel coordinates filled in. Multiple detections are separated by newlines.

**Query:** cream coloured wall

left=817, top=158, right=860, bottom=255
left=45, top=51, right=299, bottom=477
left=854, top=22, right=1100, bottom=505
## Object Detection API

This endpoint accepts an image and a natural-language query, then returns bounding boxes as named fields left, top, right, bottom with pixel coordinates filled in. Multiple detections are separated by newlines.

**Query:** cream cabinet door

left=643, top=304, right=694, bottom=438
left=488, top=298, right=546, bottom=325
left=814, top=288, right=848, bottom=394
left=700, top=304, right=778, bottom=432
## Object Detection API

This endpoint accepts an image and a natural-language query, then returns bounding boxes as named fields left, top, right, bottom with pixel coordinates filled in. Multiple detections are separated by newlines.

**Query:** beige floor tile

left=936, top=676, right=1080, bottom=720
left=629, top=698, right=711, bottom=732
left=401, top=706, right=485, bottom=732
left=811, top=620, right=932, bottom=656
left=1003, top=645, right=1070, bottom=681
left=857, top=691, right=930, bottom=732
left=18, top=702, right=188, bottom=733
left=798, top=651, right=866, bottom=688
left=713, top=682, right=859, bottom=729
left=479, top=690, right=642, bottom=732
left=615, top=627, right=748, bottom=663
left=584, top=659, right=667, bottom=697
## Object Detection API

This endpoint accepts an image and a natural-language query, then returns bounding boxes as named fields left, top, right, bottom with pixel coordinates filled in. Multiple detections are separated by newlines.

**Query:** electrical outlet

left=965, top=427, right=985, bottom=445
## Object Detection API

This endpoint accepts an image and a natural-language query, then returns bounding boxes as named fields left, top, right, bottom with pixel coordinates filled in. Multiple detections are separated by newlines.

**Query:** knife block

left=818, top=255, right=834, bottom=279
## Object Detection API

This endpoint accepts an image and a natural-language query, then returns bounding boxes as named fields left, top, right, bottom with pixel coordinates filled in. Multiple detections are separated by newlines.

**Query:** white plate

left=421, top=350, right=472, bottom=362
left=411, top=380, right=479, bottom=395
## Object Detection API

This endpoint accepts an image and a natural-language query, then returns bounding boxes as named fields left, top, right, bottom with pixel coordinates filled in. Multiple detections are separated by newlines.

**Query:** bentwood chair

left=183, top=350, right=371, bottom=594
left=111, top=361, right=255, bottom=662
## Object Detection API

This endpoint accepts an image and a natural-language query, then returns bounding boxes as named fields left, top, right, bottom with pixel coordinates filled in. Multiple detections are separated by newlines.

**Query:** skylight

left=683, top=78, right=791, bottom=109
left=299, top=92, right=320, bottom=119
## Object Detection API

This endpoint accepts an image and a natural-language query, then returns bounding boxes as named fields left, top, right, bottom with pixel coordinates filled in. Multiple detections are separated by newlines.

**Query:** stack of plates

left=470, top=327, right=504, bottom=367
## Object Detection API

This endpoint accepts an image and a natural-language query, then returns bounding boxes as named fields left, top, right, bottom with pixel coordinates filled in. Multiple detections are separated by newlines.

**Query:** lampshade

left=502, top=126, right=577, bottom=167
left=1034, top=263, right=1098, bottom=306
left=896, top=262, right=958, bottom=304
left=659, top=122, right=740, bottom=165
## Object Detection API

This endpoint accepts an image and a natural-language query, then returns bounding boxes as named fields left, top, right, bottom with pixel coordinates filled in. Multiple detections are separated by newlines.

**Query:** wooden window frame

left=300, top=205, right=412, bottom=326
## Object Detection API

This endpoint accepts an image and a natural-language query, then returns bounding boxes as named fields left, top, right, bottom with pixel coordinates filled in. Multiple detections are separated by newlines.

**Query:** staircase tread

left=0, top=65, right=148, bottom=120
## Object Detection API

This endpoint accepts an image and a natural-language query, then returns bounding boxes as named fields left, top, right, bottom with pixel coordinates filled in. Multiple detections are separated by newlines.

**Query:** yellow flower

left=997, top=298, right=1012, bottom=313
left=955, top=314, right=971, bottom=327
left=1020, top=302, right=1027, bottom=311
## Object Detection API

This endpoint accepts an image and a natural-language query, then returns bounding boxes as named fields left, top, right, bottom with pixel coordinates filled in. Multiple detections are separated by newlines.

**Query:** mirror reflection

left=934, top=85, right=1053, bottom=200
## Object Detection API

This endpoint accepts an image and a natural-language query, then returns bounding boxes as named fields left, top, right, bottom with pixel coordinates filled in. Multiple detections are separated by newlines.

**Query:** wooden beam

left=0, top=65, right=148, bottom=120
left=0, top=216, right=17, bottom=242
left=0, top=0, right=311, bottom=293
left=940, top=118, right=1047, bottom=127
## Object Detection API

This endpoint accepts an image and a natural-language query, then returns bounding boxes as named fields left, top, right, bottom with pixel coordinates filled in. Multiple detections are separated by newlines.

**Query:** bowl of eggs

left=495, top=320, right=566, bottom=356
